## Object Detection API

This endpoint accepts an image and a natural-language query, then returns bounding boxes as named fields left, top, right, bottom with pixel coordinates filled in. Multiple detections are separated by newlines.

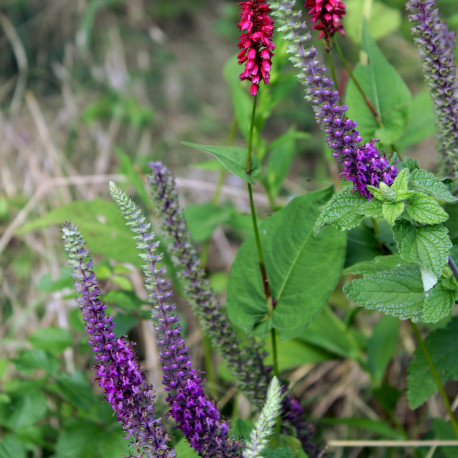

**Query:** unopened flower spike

left=407, top=0, right=458, bottom=178
left=305, top=0, right=346, bottom=49
left=272, top=0, right=398, bottom=199
left=62, top=222, right=174, bottom=458
left=243, top=377, right=284, bottom=458
left=109, top=182, right=242, bottom=457
left=148, top=162, right=325, bottom=457
left=238, top=0, right=276, bottom=96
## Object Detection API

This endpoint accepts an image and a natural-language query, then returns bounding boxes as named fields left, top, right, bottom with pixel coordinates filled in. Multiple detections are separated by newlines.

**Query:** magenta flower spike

left=305, top=0, right=346, bottom=47
left=238, top=0, right=276, bottom=96
left=62, top=222, right=174, bottom=457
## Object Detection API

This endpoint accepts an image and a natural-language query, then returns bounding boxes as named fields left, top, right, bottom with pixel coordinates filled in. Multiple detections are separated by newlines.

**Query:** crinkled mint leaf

left=406, top=192, right=449, bottom=224
left=393, top=221, right=452, bottom=278
left=382, top=201, right=405, bottom=225
left=344, top=264, right=425, bottom=321
left=358, top=198, right=383, bottom=218
left=409, top=169, right=457, bottom=203
left=408, top=317, right=458, bottom=409
left=344, top=254, right=404, bottom=275
left=366, top=185, right=386, bottom=201
left=314, top=188, right=366, bottom=235
left=391, top=168, right=410, bottom=194
left=422, top=281, right=457, bottom=323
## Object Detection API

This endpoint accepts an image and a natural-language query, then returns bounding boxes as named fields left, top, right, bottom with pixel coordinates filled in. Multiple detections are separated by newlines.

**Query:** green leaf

left=174, top=438, right=200, bottom=457
left=12, top=350, right=60, bottom=376
left=36, top=267, right=73, bottom=293
left=0, top=435, right=27, bottom=458
left=397, top=91, right=436, bottom=150
left=29, top=327, right=73, bottom=354
left=55, top=418, right=128, bottom=458
left=358, top=198, right=383, bottom=218
left=390, top=168, right=410, bottom=195
left=19, top=198, right=139, bottom=265
left=266, top=127, right=308, bottom=198
left=393, top=221, right=452, bottom=278
left=345, top=22, right=411, bottom=145
left=382, top=201, right=405, bottom=226
left=227, top=188, right=347, bottom=341
left=182, top=142, right=260, bottom=184
left=344, top=0, right=401, bottom=43
left=0, top=391, right=48, bottom=429
left=422, top=281, right=457, bottom=323
left=183, top=203, right=234, bottom=242
left=345, top=254, right=404, bottom=275
left=367, top=316, right=399, bottom=386
left=409, top=169, right=457, bottom=203
left=345, top=224, right=383, bottom=268
left=231, top=418, right=254, bottom=441
left=314, top=188, right=366, bottom=234
left=344, top=264, right=425, bottom=321
left=431, top=419, right=458, bottom=458
left=408, top=317, right=458, bottom=409
left=52, top=371, right=95, bottom=411
left=406, top=193, right=449, bottom=224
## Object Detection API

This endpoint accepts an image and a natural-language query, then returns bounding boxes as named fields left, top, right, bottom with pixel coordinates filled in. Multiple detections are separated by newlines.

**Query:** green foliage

left=28, top=327, right=73, bottom=354
left=227, top=188, right=346, bottom=340
left=408, top=317, right=458, bottom=409
left=182, top=142, right=261, bottom=184
left=345, top=22, right=411, bottom=145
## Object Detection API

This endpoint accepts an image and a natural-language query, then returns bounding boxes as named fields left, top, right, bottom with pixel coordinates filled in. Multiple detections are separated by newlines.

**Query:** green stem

left=410, top=321, right=458, bottom=439
left=246, top=95, right=278, bottom=381
left=327, top=50, right=340, bottom=101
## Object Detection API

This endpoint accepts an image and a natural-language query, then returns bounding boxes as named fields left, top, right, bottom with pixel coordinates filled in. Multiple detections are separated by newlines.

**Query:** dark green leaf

left=29, top=327, right=73, bottom=354
left=367, top=316, right=399, bottom=386
left=12, top=350, right=60, bottom=376
left=181, top=142, right=260, bottom=184
left=408, top=317, right=458, bottom=408
left=0, top=435, right=27, bottom=458
left=393, top=221, right=452, bottom=278
left=345, top=224, right=383, bottom=268
left=112, top=313, right=138, bottom=337
left=231, top=418, right=254, bottom=441
left=0, top=391, right=48, bottom=429
left=227, top=188, right=346, bottom=340
left=345, top=22, right=411, bottom=145
left=52, top=371, right=95, bottom=411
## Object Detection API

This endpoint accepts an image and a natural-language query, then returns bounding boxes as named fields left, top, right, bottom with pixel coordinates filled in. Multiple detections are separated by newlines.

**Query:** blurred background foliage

left=1, top=0, right=458, bottom=456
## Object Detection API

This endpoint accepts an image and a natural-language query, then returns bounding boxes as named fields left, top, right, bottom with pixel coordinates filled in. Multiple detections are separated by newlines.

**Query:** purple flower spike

left=109, top=183, right=242, bottom=457
left=272, top=0, right=398, bottom=198
left=407, top=0, right=458, bottom=177
left=62, top=222, right=174, bottom=457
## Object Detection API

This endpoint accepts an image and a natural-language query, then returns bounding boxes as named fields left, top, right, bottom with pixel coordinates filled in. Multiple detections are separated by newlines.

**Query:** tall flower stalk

left=62, top=222, right=174, bottom=457
left=406, top=0, right=458, bottom=178
left=272, top=0, right=398, bottom=199
left=109, top=182, right=242, bottom=457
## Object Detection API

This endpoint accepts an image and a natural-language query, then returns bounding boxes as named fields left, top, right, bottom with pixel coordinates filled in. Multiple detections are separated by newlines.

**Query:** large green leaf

left=182, top=142, right=260, bottom=185
left=19, top=199, right=139, bottom=265
left=227, top=188, right=347, bottom=341
left=345, top=22, right=411, bottom=145
left=406, top=193, right=449, bottom=224
left=408, top=317, right=458, bottom=409
left=408, top=169, right=457, bottom=203
left=393, top=221, right=452, bottom=278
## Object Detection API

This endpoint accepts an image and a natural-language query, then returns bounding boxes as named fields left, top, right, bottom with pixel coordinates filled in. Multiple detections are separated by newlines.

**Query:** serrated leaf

left=181, top=142, right=260, bottom=184
left=344, top=264, right=425, bottom=321
left=406, top=193, right=449, bottom=224
left=345, top=22, right=411, bottom=145
left=409, top=169, right=457, bottom=203
left=408, top=316, right=458, bottom=409
left=422, top=281, right=457, bottom=323
left=382, top=201, right=405, bottom=225
left=314, top=188, right=366, bottom=234
left=358, top=199, right=383, bottom=218
left=227, top=188, right=346, bottom=341
left=344, top=254, right=404, bottom=275
left=366, top=185, right=386, bottom=201
left=393, top=221, right=452, bottom=277
left=390, top=168, right=410, bottom=194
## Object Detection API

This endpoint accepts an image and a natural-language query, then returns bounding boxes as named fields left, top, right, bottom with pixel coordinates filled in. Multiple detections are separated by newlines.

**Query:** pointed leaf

left=406, top=193, right=449, bottom=224
left=422, top=281, right=457, bottom=323
left=393, top=221, right=452, bottom=277
left=182, top=142, right=260, bottom=184
left=409, top=169, right=457, bottom=203
left=227, top=188, right=347, bottom=341
left=382, top=201, right=405, bottom=225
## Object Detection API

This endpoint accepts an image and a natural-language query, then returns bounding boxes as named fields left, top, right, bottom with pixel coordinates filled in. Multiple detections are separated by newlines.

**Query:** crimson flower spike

left=238, top=0, right=276, bottom=96
left=305, top=0, right=346, bottom=50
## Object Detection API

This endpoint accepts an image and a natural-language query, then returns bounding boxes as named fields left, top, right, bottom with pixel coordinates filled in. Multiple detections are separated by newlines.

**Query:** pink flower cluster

left=238, top=0, right=275, bottom=96
left=305, top=0, right=346, bottom=43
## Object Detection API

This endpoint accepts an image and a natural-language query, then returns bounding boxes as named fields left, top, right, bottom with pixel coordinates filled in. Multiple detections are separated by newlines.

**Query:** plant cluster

left=2, top=0, right=458, bottom=456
